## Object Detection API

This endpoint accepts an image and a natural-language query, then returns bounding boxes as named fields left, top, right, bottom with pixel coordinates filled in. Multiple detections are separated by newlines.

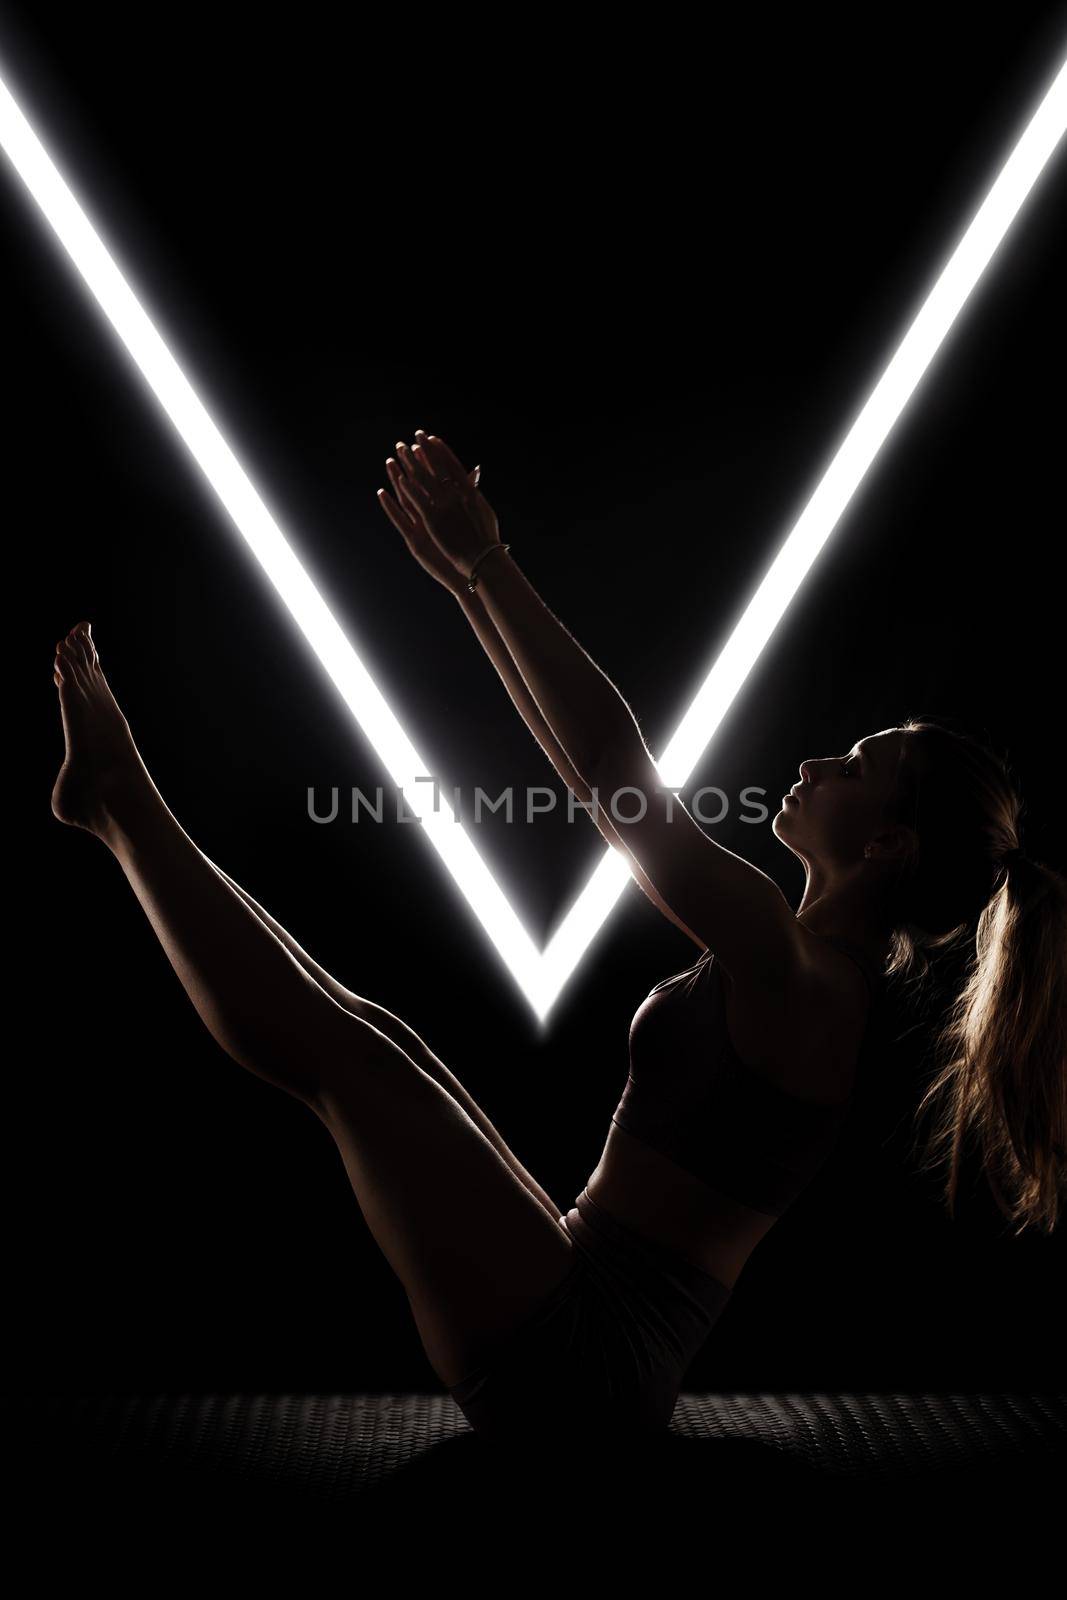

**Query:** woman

left=51, top=431, right=1065, bottom=1450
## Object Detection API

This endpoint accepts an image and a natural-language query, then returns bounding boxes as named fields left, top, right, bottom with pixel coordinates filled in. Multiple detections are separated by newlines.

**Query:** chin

left=772, top=808, right=806, bottom=850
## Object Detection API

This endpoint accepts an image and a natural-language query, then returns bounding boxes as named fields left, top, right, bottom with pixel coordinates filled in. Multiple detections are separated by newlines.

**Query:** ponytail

left=883, top=718, right=1067, bottom=1236
left=910, top=851, right=1067, bottom=1236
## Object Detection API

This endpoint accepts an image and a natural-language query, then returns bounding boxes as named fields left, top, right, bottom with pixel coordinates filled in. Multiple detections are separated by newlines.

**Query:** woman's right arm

left=452, top=586, right=704, bottom=949
left=375, top=438, right=702, bottom=948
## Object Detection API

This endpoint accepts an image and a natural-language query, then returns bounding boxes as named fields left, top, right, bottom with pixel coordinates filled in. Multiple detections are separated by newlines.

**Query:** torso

left=584, top=930, right=877, bottom=1288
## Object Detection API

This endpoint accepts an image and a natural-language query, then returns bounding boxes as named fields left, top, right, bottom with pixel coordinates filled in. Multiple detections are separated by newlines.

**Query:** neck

left=795, top=862, right=892, bottom=958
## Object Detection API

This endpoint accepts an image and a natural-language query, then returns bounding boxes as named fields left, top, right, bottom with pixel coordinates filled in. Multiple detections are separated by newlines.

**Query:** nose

left=799, top=760, right=818, bottom=784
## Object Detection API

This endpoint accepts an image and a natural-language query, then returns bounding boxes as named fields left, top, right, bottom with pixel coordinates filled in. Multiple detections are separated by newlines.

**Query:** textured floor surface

left=5, top=1390, right=1064, bottom=1519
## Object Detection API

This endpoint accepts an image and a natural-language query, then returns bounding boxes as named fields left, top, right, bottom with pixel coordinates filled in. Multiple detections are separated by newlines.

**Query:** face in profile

left=773, top=727, right=908, bottom=870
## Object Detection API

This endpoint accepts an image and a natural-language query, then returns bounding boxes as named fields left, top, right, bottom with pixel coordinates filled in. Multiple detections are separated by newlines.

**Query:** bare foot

left=52, top=623, right=151, bottom=838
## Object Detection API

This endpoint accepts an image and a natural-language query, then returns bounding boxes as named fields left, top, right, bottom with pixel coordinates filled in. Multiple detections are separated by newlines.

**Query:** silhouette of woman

left=52, top=430, right=1066, bottom=1447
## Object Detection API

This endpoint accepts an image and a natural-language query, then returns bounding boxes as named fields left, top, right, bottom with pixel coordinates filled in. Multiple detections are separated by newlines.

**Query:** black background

left=3, top=4, right=1064, bottom=1396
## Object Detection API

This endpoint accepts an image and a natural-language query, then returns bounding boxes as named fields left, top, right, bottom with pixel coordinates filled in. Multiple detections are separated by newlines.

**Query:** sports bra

left=611, top=936, right=886, bottom=1218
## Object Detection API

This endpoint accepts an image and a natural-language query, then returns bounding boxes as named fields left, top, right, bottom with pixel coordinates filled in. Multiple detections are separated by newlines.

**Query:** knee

left=307, top=1008, right=421, bottom=1120
left=221, top=992, right=385, bottom=1113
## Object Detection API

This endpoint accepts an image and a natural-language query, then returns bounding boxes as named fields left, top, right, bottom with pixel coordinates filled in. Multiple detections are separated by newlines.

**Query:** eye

left=843, top=757, right=860, bottom=777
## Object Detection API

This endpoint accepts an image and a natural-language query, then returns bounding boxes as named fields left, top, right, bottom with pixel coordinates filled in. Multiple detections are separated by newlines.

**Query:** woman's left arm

left=389, top=433, right=639, bottom=787
left=380, top=431, right=801, bottom=983
left=471, top=544, right=639, bottom=785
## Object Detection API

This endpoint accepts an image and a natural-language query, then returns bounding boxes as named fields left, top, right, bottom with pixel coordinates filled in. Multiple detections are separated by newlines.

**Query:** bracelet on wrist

left=466, top=543, right=511, bottom=592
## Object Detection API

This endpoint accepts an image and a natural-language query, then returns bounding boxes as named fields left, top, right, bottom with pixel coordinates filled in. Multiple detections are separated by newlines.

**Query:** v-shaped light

left=2, top=51, right=1065, bottom=1022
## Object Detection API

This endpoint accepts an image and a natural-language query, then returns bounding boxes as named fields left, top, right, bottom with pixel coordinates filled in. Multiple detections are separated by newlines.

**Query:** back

left=612, top=939, right=885, bottom=1217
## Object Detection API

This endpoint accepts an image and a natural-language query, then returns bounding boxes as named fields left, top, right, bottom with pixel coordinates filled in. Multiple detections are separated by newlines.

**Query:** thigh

left=207, top=867, right=565, bottom=1227
left=308, top=1011, right=577, bottom=1389
left=342, top=995, right=565, bottom=1226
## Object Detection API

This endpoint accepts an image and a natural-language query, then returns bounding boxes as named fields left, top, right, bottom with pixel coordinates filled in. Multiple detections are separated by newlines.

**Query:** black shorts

left=447, top=1187, right=732, bottom=1447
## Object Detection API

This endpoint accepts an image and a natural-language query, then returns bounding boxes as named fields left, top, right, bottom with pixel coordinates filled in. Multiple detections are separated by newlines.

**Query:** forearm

left=452, top=585, right=593, bottom=799
left=452, top=583, right=698, bottom=943
left=466, top=546, right=635, bottom=783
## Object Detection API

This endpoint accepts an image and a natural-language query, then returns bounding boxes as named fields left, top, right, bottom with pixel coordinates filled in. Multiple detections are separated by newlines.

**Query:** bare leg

left=204, top=860, right=564, bottom=1221
left=52, top=627, right=360, bottom=1107
left=50, top=623, right=575, bottom=1383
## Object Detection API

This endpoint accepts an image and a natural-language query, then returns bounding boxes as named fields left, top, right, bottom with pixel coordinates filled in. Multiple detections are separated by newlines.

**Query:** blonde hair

left=881, top=716, right=1066, bottom=1236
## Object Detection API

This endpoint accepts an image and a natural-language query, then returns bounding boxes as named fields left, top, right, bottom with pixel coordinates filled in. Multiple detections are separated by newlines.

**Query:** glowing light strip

left=2, top=52, right=1064, bottom=1022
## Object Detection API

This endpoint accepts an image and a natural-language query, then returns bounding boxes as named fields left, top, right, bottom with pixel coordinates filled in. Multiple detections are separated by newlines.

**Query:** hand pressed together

left=376, top=430, right=503, bottom=588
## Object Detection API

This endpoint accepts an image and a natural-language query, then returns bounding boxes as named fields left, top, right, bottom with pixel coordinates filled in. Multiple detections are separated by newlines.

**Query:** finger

left=393, top=457, right=433, bottom=514
left=398, top=438, right=440, bottom=500
left=384, top=456, right=420, bottom=515
left=377, top=494, right=421, bottom=560
left=412, top=431, right=460, bottom=497
left=377, top=486, right=416, bottom=538
left=412, top=443, right=443, bottom=492
left=425, top=435, right=474, bottom=485
left=395, top=470, right=430, bottom=521
left=411, top=440, right=471, bottom=509
left=378, top=470, right=424, bottom=537
left=413, top=428, right=440, bottom=469
left=383, top=452, right=428, bottom=515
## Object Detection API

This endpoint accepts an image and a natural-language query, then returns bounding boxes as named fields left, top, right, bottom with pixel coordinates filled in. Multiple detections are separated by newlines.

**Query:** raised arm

left=377, top=429, right=803, bottom=985
left=453, top=585, right=705, bottom=948
left=380, top=433, right=632, bottom=784
left=375, top=436, right=703, bottom=947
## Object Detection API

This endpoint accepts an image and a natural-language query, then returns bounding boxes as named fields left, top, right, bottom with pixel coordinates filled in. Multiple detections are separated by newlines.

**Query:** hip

left=447, top=1187, right=732, bottom=1445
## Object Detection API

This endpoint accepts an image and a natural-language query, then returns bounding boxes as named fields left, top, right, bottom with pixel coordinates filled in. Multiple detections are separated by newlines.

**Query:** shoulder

left=581, top=740, right=813, bottom=987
